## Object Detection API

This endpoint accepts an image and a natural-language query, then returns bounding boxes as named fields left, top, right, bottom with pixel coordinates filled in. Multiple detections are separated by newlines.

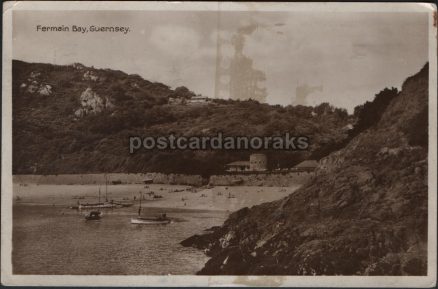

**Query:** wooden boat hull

left=85, top=211, right=102, bottom=220
left=79, top=203, right=121, bottom=209
left=112, top=202, right=134, bottom=207
left=130, top=218, right=171, bottom=225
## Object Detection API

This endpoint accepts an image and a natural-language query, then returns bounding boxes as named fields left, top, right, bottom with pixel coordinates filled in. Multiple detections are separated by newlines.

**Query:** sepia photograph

left=1, top=1, right=437, bottom=287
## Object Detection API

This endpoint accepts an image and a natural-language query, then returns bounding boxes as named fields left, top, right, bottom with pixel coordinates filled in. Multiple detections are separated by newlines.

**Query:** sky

left=13, top=10, right=429, bottom=112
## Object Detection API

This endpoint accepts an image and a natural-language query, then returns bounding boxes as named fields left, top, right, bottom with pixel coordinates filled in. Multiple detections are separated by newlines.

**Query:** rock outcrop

left=72, top=63, right=86, bottom=70
left=181, top=64, right=429, bottom=276
left=74, top=88, right=114, bottom=117
left=20, top=71, right=53, bottom=96
left=83, top=70, right=99, bottom=81
left=37, top=84, right=52, bottom=96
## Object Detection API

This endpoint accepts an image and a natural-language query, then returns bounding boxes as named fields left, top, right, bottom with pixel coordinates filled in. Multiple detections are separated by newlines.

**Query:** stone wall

left=13, top=173, right=204, bottom=186
left=208, top=172, right=314, bottom=187
left=13, top=172, right=313, bottom=187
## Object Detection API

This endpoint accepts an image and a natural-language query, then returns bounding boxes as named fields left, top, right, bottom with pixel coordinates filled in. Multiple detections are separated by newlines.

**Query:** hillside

left=13, top=60, right=352, bottom=175
left=181, top=63, right=429, bottom=275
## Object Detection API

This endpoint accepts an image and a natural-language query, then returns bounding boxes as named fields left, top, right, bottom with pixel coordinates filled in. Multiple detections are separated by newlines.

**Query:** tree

left=314, top=102, right=334, bottom=115
left=170, top=86, right=196, bottom=99
left=350, top=87, right=398, bottom=137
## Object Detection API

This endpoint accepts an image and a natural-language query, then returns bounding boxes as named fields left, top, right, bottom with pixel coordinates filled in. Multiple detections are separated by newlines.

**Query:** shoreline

left=13, top=182, right=300, bottom=213
left=13, top=202, right=229, bottom=214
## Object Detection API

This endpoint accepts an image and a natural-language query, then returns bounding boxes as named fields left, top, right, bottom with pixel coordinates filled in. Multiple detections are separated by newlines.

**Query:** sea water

left=12, top=183, right=296, bottom=274
left=13, top=204, right=226, bottom=275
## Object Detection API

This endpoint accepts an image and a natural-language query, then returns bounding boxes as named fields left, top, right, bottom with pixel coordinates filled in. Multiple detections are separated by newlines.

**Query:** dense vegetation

left=310, top=87, right=400, bottom=160
left=14, top=60, right=409, bottom=176
left=350, top=87, right=399, bottom=138
left=14, top=60, right=408, bottom=176
left=12, top=60, right=357, bottom=175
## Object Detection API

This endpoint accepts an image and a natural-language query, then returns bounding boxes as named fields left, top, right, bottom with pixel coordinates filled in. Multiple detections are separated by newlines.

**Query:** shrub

left=404, top=107, right=428, bottom=148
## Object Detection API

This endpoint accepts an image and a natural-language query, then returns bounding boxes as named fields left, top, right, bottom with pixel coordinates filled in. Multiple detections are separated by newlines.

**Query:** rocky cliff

left=181, top=63, right=429, bottom=275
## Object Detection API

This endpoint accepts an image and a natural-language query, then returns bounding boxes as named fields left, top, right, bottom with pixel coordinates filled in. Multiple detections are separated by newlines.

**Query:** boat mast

left=138, top=191, right=142, bottom=216
left=105, top=174, right=108, bottom=202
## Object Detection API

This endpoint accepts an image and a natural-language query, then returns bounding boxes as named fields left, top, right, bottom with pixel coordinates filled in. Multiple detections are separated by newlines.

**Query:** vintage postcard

left=1, top=1, right=437, bottom=287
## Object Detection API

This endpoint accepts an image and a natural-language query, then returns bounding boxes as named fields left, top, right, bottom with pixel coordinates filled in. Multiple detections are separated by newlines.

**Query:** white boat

left=130, top=217, right=171, bottom=225
left=78, top=178, right=122, bottom=210
left=131, top=191, right=171, bottom=225
left=78, top=202, right=120, bottom=210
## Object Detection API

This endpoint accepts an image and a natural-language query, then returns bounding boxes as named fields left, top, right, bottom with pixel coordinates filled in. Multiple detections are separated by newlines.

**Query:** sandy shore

left=13, top=183, right=300, bottom=212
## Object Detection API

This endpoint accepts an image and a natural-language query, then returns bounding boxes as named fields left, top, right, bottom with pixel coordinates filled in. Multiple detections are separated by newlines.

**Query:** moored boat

left=78, top=180, right=124, bottom=210
left=82, top=187, right=104, bottom=220
left=85, top=211, right=102, bottom=221
left=112, top=201, right=134, bottom=207
left=78, top=202, right=121, bottom=210
left=130, top=216, right=171, bottom=225
left=131, top=191, right=171, bottom=225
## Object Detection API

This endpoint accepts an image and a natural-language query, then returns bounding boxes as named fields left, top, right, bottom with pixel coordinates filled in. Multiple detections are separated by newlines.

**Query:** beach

left=13, top=183, right=299, bottom=212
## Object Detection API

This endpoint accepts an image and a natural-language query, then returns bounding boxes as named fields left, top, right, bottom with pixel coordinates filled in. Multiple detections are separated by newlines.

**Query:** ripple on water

left=13, top=204, right=226, bottom=275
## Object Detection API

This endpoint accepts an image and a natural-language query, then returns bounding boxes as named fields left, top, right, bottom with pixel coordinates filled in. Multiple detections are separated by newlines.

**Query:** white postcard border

left=2, top=1, right=437, bottom=287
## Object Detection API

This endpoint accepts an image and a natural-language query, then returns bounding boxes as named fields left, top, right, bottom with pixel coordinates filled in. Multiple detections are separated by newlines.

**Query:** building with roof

left=225, top=161, right=251, bottom=172
left=249, top=153, right=268, bottom=171
left=187, top=94, right=210, bottom=105
left=225, top=153, right=268, bottom=172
